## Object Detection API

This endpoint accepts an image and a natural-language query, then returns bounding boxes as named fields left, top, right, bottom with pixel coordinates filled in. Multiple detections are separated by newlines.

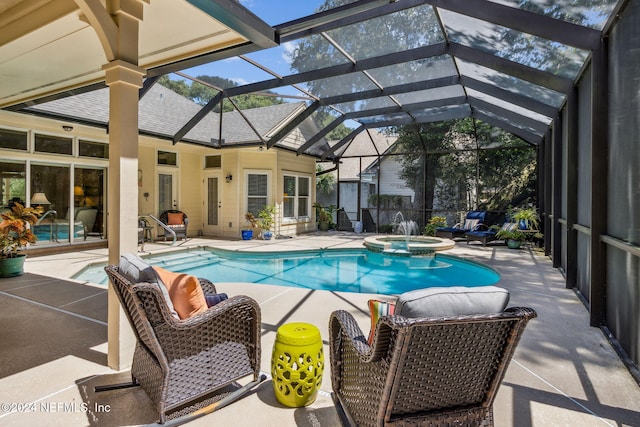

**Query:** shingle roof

left=320, top=129, right=397, bottom=180
left=26, top=84, right=320, bottom=148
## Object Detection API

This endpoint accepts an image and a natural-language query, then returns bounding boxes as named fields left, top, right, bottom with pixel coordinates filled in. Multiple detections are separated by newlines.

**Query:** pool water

left=74, top=248, right=500, bottom=295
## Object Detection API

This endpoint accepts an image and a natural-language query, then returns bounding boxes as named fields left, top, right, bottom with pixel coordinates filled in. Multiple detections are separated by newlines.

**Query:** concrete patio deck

left=0, top=233, right=638, bottom=426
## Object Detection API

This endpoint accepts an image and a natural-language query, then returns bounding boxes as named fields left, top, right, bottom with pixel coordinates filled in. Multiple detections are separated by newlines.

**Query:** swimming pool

left=73, top=248, right=500, bottom=295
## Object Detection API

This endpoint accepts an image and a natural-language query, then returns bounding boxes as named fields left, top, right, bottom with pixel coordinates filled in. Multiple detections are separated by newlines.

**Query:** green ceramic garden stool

left=271, top=322, right=324, bottom=407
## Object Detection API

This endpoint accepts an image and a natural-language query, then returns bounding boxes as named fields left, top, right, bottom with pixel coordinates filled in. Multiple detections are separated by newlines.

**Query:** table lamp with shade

left=74, top=186, right=85, bottom=206
left=30, top=192, right=51, bottom=214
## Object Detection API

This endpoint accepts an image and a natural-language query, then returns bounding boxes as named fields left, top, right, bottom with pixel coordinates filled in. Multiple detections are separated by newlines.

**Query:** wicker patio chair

left=159, top=209, right=188, bottom=241
left=104, top=264, right=261, bottom=424
left=329, top=306, right=536, bottom=427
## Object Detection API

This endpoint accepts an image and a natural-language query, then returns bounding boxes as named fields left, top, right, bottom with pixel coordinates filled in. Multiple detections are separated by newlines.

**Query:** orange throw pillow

left=152, top=266, right=207, bottom=319
left=167, top=212, right=183, bottom=225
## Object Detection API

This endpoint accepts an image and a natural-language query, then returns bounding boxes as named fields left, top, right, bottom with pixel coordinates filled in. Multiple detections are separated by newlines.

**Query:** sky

left=238, top=0, right=325, bottom=26
left=178, top=1, right=327, bottom=98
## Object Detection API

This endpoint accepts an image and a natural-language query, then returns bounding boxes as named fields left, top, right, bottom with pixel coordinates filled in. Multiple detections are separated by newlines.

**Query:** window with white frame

left=283, top=174, right=310, bottom=219
left=247, top=172, right=269, bottom=215
left=157, top=150, right=177, bottom=166
left=0, top=128, right=28, bottom=151
left=34, top=133, right=72, bottom=155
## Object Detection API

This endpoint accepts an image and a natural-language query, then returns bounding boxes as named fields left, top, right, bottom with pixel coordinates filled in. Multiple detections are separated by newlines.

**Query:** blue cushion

left=437, top=211, right=487, bottom=233
left=437, top=226, right=463, bottom=232
left=205, top=293, right=228, bottom=307
left=467, top=211, right=487, bottom=222
left=466, top=230, right=496, bottom=237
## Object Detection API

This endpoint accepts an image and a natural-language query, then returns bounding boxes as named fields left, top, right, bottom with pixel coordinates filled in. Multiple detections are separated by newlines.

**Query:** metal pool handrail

left=144, top=213, right=177, bottom=246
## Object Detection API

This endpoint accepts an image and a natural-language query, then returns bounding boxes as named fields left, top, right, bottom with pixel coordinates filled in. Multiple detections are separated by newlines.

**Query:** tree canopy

left=290, top=0, right=539, bottom=220
left=157, top=75, right=283, bottom=112
left=393, top=119, right=536, bottom=217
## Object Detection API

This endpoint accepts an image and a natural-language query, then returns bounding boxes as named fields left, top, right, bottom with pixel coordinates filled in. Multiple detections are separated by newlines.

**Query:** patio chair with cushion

left=466, top=221, right=519, bottom=247
left=159, top=209, right=188, bottom=241
left=329, top=286, right=536, bottom=427
left=435, top=210, right=486, bottom=239
left=138, top=217, right=151, bottom=251
left=102, top=254, right=261, bottom=424
left=75, top=208, right=98, bottom=240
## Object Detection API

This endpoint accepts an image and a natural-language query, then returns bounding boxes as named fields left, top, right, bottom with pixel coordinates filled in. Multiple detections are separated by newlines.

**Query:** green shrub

left=378, top=224, right=394, bottom=234
left=424, top=215, right=447, bottom=236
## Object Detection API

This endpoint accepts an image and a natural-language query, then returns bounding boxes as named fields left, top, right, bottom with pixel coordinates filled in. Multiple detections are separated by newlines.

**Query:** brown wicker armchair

left=104, top=264, right=261, bottom=424
left=159, top=209, right=188, bottom=241
left=329, top=306, right=536, bottom=427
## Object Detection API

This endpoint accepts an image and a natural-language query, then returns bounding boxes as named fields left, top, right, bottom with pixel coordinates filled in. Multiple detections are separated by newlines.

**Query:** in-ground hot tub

left=363, top=235, right=455, bottom=256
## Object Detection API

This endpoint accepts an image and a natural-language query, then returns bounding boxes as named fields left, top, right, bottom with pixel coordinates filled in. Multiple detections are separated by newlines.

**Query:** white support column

left=104, top=60, right=145, bottom=370
left=76, top=0, right=148, bottom=371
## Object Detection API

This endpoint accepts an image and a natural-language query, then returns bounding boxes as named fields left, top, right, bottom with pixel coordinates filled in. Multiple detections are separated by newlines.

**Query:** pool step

left=147, top=250, right=221, bottom=271
left=382, top=249, right=411, bottom=257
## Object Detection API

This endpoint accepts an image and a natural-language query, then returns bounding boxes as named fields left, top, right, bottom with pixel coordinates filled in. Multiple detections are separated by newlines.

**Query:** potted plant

left=313, top=203, right=336, bottom=231
left=495, top=228, right=526, bottom=249
left=243, top=212, right=259, bottom=240
left=512, top=207, right=540, bottom=230
left=258, top=205, right=275, bottom=240
left=0, top=202, right=40, bottom=277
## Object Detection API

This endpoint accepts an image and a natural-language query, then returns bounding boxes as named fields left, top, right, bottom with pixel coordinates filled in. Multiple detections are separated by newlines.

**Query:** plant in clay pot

left=0, top=203, right=40, bottom=277
left=495, top=228, right=526, bottom=249
left=313, top=203, right=336, bottom=231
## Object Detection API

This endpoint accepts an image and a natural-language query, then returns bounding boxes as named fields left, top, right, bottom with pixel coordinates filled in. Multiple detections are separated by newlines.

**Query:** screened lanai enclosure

left=2, top=0, right=639, bottom=379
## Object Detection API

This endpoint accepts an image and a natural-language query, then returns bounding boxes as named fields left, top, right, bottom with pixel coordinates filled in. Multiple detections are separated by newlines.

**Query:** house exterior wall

left=0, top=110, right=318, bottom=245
left=277, top=150, right=316, bottom=236
left=378, top=156, right=414, bottom=201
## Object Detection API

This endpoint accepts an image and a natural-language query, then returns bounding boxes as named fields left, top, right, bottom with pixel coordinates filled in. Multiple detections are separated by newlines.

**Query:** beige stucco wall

left=214, top=147, right=318, bottom=238
left=1, top=110, right=319, bottom=243
left=277, top=150, right=317, bottom=236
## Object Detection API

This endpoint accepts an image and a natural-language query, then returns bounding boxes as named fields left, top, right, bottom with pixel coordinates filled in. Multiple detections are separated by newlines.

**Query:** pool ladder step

left=147, top=251, right=221, bottom=270
left=146, top=250, right=216, bottom=263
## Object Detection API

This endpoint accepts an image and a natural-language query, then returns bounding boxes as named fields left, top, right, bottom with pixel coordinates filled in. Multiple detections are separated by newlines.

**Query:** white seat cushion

left=395, top=286, right=509, bottom=318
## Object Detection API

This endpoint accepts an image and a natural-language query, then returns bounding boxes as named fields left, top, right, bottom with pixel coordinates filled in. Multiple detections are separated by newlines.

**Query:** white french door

left=203, top=172, right=221, bottom=235
left=158, top=169, right=178, bottom=213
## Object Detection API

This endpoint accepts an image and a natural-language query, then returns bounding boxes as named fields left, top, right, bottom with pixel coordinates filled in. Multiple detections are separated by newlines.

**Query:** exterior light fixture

left=225, top=174, right=233, bottom=183
left=62, top=125, right=74, bottom=132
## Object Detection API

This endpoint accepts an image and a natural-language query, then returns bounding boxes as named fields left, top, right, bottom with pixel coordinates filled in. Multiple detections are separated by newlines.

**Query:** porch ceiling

left=0, top=0, right=275, bottom=108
